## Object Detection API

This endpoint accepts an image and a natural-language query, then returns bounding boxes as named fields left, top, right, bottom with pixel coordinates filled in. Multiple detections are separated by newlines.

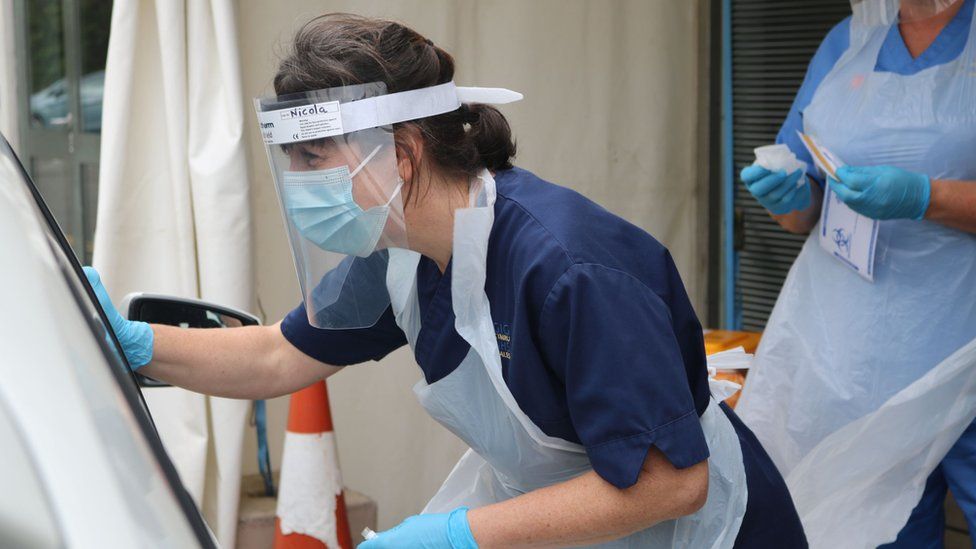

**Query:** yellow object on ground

left=704, top=330, right=762, bottom=408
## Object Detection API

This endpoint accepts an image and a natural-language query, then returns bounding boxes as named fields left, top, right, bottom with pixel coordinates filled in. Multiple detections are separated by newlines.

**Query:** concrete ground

left=236, top=473, right=376, bottom=549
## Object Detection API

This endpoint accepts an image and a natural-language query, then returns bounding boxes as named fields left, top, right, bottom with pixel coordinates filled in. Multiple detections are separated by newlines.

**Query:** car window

left=0, top=399, right=61, bottom=549
left=0, top=134, right=215, bottom=547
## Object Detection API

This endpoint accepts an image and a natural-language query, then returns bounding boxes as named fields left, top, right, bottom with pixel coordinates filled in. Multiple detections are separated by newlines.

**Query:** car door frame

left=1, top=132, right=217, bottom=548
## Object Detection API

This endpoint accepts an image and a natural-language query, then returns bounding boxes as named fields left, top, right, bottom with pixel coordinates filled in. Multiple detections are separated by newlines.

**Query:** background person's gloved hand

left=83, top=267, right=154, bottom=369
left=359, top=507, right=477, bottom=549
left=828, top=165, right=931, bottom=220
left=740, top=165, right=810, bottom=215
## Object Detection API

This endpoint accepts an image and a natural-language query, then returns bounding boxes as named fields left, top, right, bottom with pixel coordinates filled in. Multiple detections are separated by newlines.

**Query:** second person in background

left=737, top=0, right=976, bottom=546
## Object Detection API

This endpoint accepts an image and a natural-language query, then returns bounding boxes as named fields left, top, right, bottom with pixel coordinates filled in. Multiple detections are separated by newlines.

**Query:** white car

left=0, top=133, right=235, bottom=547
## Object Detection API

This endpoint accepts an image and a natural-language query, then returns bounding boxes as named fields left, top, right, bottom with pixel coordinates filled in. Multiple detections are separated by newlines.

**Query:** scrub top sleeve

left=538, top=264, right=709, bottom=489
left=776, top=17, right=852, bottom=185
left=280, top=302, right=407, bottom=366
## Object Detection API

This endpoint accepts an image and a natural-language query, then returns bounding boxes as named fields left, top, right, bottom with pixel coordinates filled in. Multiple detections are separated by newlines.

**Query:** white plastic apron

left=386, top=170, right=747, bottom=548
left=736, top=10, right=976, bottom=548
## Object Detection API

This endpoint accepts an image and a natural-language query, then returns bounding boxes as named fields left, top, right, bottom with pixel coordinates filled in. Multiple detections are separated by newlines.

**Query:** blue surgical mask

left=282, top=146, right=402, bottom=257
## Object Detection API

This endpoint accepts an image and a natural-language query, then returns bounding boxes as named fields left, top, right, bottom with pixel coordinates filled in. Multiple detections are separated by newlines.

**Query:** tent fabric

left=93, top=0, right=254, bottom=545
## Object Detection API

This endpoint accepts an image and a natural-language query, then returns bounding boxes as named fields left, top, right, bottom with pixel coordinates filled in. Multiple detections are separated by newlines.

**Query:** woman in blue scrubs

left=87, top=13, right=806, bottom=548
left=736, top=0, right=976, bottom=546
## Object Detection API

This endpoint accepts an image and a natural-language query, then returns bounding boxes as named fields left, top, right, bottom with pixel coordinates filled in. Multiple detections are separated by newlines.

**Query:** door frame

left=706, top=0, right=740, bottom=330
left=14, top=0, right=102, bottom=262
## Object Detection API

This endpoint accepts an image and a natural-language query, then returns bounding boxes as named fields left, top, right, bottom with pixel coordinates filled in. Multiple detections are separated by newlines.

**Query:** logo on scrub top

left=494, top=321, right=512, bottom=360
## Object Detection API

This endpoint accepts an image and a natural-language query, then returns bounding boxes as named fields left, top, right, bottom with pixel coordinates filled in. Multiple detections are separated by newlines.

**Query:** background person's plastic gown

left=736, top=5, right=976, bottom=548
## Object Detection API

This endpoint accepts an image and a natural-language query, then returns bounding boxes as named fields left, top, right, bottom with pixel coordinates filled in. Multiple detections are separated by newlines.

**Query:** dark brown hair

left=274, top=13, right=516, bottom=189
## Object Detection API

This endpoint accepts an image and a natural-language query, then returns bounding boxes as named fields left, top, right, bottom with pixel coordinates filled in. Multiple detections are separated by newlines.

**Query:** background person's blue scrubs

left=776, top=2, right=976, bottom=545
left=282, top=167, right=807, bottom=547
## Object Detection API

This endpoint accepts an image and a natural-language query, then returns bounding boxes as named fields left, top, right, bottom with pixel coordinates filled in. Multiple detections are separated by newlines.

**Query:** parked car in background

left=29, top=70, right=104, bottom=131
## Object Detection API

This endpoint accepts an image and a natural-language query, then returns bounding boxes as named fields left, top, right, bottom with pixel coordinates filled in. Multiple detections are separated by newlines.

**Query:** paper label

left=257, top=101, right=344, bottom=145
left=798, top=132, right=880, bottom=282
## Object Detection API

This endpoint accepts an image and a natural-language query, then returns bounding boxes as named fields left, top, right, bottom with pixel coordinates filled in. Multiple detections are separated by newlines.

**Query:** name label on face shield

left=257, top=100, right=344, bottom=145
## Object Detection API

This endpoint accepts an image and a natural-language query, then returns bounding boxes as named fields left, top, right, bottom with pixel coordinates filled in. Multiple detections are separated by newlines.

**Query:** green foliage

left=28, top=0, right=114, bottom=92
left=79, top=0, right=112, bottom=75
left=27, top=0, right=64, bottom=92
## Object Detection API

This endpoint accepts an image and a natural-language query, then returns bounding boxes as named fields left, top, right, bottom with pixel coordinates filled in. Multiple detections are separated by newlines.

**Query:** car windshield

left=0, top=133, right=214, bottom=547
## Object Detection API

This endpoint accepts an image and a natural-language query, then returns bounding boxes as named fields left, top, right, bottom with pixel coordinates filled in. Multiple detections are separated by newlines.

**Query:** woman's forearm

left=466, top=448, right=708, bottom=548
left=926, top=179, right=976, bottom=233
left=139, top=322, right=340, bottom=400
left=771, top=177, right=824, bottom=234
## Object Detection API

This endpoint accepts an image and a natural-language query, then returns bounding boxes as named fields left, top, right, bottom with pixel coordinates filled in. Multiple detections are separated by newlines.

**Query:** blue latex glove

left=83, top=267, right=154, bottom=369
left=828, top=165, right=931, bottom=220
left=359, top=507, right=477, bottom=549
left=740, top=165, right=810, bottom=215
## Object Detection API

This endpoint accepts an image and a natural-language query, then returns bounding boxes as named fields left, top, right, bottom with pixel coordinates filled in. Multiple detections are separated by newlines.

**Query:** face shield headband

left=256, top=82, right=523, bottom=148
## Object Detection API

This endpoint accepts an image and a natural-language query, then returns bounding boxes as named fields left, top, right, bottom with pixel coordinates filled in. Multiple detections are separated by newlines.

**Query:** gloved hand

left=359, top=507, right=477, bottom=549
left=829, top=165, right=931, bottom=220
left=83, top=267, right=154, bottom=369
left=740, top=165, right=810, bottom=215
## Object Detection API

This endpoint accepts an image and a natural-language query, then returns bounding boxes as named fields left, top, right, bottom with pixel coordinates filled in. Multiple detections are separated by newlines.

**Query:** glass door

left=16, top=0, right=112, bottom=264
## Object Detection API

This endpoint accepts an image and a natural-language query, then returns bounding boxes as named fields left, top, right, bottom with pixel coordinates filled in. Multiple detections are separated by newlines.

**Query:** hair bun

left=459, top=104, right=481, bottom=124
left=466, top=104, right=516, bottom=172
left=275, top=13, right=516, bottom=179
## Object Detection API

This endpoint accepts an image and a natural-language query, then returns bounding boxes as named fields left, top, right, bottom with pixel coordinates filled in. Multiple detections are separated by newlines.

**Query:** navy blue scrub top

left=779, top=0, right=974, bottom=184
left=282, top=167, right=807, bottom=546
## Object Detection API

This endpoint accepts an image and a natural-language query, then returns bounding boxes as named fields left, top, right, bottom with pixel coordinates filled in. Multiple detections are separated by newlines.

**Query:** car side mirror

left=120, top=294, right=261, bottom=387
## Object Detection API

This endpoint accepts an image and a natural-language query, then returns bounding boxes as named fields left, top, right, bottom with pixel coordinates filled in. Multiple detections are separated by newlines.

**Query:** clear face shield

left=852, top=0, right=962, bottom=26
left=255, top=81, right=521, bottom=329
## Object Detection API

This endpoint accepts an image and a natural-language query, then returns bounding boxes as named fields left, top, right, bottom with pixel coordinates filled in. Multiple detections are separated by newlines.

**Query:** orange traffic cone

left=274, top=381, right=353, bottom=549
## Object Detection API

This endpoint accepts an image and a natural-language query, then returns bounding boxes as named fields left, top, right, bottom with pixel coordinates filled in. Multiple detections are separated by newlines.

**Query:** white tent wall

left=238, top=0, right=711, bottom=531
left=94, top=0, right=253, bottom=546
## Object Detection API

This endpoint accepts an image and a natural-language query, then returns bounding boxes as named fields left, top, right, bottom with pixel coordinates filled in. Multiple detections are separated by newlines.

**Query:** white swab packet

left=754, top=144, right=807, bottom=188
